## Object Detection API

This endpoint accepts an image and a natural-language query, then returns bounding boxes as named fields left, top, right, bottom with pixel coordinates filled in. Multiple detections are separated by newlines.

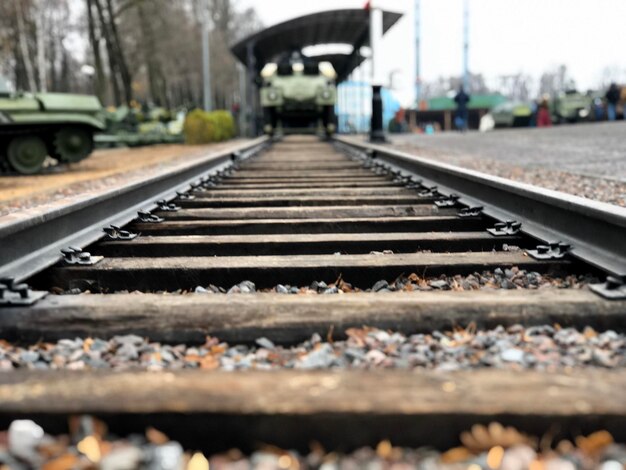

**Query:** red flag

left=364, top=1, right=370, bottom=10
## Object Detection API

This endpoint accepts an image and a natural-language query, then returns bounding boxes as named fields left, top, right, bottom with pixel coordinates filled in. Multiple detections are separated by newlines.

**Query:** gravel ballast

left=1, top=324, right=623, bottom=372
left=0, top=417, right=624, bottom=469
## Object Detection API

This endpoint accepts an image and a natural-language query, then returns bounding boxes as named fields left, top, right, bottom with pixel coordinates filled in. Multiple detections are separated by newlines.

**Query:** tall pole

left=463, top=0, right=469, bottom=90
left=238, top=63, right=247, bottom=136
left=202, top=0, right=212, bottom=111
left=414, top=0, right=420, bottom=107
left=369, top=2, right=386, bottom=143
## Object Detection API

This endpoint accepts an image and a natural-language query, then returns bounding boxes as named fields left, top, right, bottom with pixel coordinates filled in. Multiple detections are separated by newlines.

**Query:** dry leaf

left=146, top=427, right=170, bottom=445
left=575, top=430, right=613, bottom=455
left=42, top=454, right=80, bottom=470
left=440, top=446, right=473, bottom=463
left=376, top=440, right=392, bottom=459
left=460, top=422, right=531, bottom=452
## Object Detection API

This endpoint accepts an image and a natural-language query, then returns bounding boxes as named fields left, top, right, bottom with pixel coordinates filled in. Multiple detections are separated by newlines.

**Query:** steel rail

left=334, top=136, right=626, bottom=277
left=0, top=137, right=269, bottom=282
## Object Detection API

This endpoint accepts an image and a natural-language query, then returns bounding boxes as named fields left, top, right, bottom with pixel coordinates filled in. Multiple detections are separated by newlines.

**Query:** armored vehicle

left=551, top=90, right=592, bottom=123
left=490, top=101, right=533, bottom=128
left=260, top=51, right=337, bottom=136
left=0, top=76, right=105, bottom=174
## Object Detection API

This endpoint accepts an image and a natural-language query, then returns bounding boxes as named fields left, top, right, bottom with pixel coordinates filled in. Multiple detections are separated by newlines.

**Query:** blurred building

left=335, top=81, right=401, bottom=134
left=410, top=93, right=507, bottom=131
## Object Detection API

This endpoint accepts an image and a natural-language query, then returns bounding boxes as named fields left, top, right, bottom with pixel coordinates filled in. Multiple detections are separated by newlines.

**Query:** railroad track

left=0, top=135, right=625, bottom=465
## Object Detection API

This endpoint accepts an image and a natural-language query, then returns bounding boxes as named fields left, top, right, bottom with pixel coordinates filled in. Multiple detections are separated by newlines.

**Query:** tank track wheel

left=7, top=136, right=47, bottom=174
left=52, top=127, right=94, bottom=163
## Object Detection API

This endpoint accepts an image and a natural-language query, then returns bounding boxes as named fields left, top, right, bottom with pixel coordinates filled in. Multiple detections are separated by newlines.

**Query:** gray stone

left=8, top=420, right=44, bottom=464
left=146, top=442, right=184, bottom=470
left=372, top=280, right=389, bottom=292
left=256, top=337, right=275, bottom=350
left=101, top=445, right=143, bottom=470
left=429, top=279, right=449, bottom=290
left=19, top=350, right=39, bottom=363
left=501, top=348, right=525, bottom=363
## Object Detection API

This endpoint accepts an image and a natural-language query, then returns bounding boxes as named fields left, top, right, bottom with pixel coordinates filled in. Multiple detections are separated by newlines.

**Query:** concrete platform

left=390, top=122, right=626, bottom=181
left=379, top=122, right=626, bottom=207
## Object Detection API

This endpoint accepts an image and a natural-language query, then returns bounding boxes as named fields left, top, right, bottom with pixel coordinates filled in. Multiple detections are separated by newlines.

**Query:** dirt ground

left=0, top=141, right=247, bottom=220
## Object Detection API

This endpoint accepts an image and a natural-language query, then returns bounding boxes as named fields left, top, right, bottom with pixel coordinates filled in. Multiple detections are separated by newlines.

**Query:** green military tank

left=95, top=105, right=184, bottom=148
left=490, top=101, right=533, bottom=128
left=260, top=51, right=337, bottom=136
left=0, top=75, right=105, bottom=174
left=551, top=90, right=592, bottom=123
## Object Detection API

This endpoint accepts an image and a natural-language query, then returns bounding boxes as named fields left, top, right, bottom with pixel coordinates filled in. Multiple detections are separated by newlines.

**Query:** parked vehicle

left=0, top=75, right=104, bottom=174
left=260, top=51, right=337, bottom=136
left=490, top=101, right=533, bottom=128
left=551, top=90, right=592, bottom=123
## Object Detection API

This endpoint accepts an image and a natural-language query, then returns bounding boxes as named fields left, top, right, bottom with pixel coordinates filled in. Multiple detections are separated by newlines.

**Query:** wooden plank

left=0, top=369, right=623, bottom=416
left=131, top=216, right=486, bottom=235
left=176, top=195, right=433, bottom=208
left=222, top=177, right=388, bottom=184
left=191, top=187, right=416, bottom=198
left=97, top=232, right=521, bottom=257
left=1, top=290, right=623, bottom=343
left=229, top=171, right=377, bottom=178
left=240, top=163, right=364, bottom=171
left=48, top=252, right=561, bottom=290
left=212, top=181, right=401, bottom=189
left=160, top=205, right=449, bottom=220
left=221, top=178, right=390, bottom=185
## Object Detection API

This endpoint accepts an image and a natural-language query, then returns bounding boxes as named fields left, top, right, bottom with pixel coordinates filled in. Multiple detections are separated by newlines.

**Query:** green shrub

left=183, top=109, right=235, bottom=144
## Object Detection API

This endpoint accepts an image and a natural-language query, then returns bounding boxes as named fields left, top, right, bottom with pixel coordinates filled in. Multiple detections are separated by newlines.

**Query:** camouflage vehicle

left=96, top=105, right=183, bottom=148
left=260, top=51, right=337, bottom=136
left=0, top=76, right=105, bottom=174
left=490, top=101, right=533, bottom=128
left=551, top=90, right=592, bottom=123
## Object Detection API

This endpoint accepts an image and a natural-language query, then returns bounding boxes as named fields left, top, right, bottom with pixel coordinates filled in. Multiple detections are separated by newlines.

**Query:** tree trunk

left=93, top=0, right=121, bottom=105
left=86, top=0, right=106, bottom=102
left=15, top=0, right=37, bottom=92
left=105, top=0, right=132, bottom=104
left=35, top=2, right=47, bottom=92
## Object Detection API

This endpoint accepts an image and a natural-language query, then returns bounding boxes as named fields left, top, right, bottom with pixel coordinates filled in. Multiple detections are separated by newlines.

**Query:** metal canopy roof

left=231, top=9, right=403, bottom=82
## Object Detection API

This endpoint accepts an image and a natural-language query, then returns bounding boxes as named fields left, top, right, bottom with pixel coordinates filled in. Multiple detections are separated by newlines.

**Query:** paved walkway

left=391, top=122, right=626, bottom=181
left=386, top=122, right=626, bottom=207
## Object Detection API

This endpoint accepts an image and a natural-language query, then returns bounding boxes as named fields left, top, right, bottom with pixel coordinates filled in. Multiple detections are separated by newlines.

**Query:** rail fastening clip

left=137, top=211, right=164, bottom=223
left=435, top=194, right=461, bottom=208
left=458, top=206, right=484, bottom=217
left=487, top=220, right=522, bottom=236
left=155, top=200, right=181, bottom=212
left=589, top=275, right=626, bottom=300
left=0, top=278, right=47, bottom=306
left=103, top=225, right=137, bottom=241
left=61, top=247, right=103, bottom=266
left=527, top=241, right=571, bottom=260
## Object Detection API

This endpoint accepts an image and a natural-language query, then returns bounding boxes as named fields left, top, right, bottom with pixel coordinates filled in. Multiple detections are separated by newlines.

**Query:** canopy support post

left=369, top=4, right=387, bottom=143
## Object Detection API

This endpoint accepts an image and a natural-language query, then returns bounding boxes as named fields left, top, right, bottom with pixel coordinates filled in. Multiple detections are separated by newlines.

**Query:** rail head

left=334, top=136, right=626, bottom=277
left=0, top=137, right=270, bottom=282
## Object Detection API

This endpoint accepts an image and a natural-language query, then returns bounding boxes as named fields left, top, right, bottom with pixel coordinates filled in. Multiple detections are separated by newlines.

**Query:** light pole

left=202, top=0, right=212, bottom=111
left=415, top=0, right=421, bottom=107
left=463, top=0, right=470, bottom=90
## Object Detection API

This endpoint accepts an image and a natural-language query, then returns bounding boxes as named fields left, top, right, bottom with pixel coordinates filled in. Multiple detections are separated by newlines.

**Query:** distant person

left=537, top=97, right=552, bottom=127
left=593, top=97, right=605, bottom=121
left=605, top=83, right=620, bottom=121
left=454, top=86, right=471, bottom=131
left=529, top=100, right=538, bottom=127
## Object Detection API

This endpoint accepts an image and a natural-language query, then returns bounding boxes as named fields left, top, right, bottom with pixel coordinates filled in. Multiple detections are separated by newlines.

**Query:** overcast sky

left=238, top=0, right=626, bottom=106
